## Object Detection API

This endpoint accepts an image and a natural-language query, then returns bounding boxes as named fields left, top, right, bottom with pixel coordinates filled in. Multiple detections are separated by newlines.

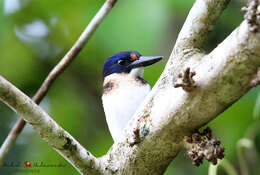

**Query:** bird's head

left=102, top=51, right=162, bottom=80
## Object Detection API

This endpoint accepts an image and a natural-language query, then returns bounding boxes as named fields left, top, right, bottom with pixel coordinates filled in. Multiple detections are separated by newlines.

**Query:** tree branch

left=0, top=75, right=105, bottom=174
left=97, top=1, right=260, bottom=174
left=0, top=0, right=117, bottom=165
left=174, top=0, right=230, bottom=55
left=1, top=0, right=260, bottom=174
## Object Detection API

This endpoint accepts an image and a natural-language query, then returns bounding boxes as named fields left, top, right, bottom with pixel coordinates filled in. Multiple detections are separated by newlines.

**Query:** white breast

left=102, top=73, right=150, bottom=142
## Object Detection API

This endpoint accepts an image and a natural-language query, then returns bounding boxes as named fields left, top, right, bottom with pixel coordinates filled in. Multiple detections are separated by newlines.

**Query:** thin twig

left=208, top=159, right=238, bottom=175
left=236, top=138, right=254, bottom=175
left=0, top=0, right=117, bottom=166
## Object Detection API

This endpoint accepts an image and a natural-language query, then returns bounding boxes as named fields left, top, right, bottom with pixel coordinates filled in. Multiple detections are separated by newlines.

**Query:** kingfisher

left=102, top=51, right=162, bottom=142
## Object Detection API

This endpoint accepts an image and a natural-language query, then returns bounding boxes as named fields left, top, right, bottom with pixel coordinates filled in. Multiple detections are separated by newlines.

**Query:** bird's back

left=102, top=73, right=150, bottom=142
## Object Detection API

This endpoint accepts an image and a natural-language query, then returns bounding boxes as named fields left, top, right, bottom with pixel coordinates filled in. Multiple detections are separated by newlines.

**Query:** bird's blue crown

left=102, top=51, right=141, bottom=80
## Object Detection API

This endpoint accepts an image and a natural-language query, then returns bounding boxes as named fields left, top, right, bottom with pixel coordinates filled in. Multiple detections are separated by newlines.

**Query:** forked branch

left=1, top=0, right=260, bottom=175
left=0, top=0, right=118, bottom=166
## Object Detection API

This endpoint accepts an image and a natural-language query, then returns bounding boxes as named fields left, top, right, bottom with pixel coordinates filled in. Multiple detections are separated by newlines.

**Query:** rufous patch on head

left=130, top=53, right=138, bottom=61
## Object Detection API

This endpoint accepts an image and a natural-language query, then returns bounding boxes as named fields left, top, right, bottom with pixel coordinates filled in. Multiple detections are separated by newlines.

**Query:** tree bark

left=99, top=0, right=260, bottom=174
left=0, top=0, right=118, bottom=166
left=0, top=0, right=260, bottom=175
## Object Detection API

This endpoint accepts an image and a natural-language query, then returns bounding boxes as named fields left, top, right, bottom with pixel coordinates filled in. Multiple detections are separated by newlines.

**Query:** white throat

left=102, top=70, right=150, bottom=142
left=129, top=67, right=144, bottom=77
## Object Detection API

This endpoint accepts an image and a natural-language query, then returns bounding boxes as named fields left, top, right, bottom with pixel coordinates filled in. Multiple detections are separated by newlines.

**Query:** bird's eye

left=117, top=59, right=129, bottom=66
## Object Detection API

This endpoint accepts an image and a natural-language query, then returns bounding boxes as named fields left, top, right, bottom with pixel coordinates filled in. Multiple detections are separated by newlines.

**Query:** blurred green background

left=0, top=0, right=260, bottom=174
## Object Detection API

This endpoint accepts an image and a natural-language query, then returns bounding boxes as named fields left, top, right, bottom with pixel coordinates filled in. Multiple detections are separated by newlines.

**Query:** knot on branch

left=174, top=67, right=197, bottom=92
left=251, top=77, right=260, bottom=87
left=241, top=0, right=260, bottom=32
left=129, top=127, right=141, bottom=146
left=250, top=68, right=260, bottom=87
left=183, top=127, right=225, bottom=166
left=129, top=120, right=150, bottom=147
left=105, top=162, right=120, bottom=174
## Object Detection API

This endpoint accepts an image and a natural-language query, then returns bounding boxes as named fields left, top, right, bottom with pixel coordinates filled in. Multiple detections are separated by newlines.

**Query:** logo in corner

left=24, top=161, right=31, bottom=168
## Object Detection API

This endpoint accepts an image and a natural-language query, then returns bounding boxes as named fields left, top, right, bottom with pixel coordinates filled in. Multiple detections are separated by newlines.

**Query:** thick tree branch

left=174, top=0, right=230, bottom=55
left=0, top=0, right=117, bottom=165
left=97, top=1, right=260, bottom=174
left=0, top=75, right=104, bottom=174
left=1, top=0, right=260, bottom=175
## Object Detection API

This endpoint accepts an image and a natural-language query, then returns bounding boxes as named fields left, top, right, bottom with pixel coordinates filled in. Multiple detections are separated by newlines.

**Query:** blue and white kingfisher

left=102, top=51, right=162, bottom=142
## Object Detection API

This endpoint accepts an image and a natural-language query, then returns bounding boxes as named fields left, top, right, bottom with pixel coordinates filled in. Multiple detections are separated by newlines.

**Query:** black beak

left=128, top=56, right=163, bottom=69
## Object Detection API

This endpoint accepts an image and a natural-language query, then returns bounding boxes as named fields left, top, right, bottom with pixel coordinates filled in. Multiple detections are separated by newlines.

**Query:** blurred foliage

left=0, top=0, right=259, bottom=175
